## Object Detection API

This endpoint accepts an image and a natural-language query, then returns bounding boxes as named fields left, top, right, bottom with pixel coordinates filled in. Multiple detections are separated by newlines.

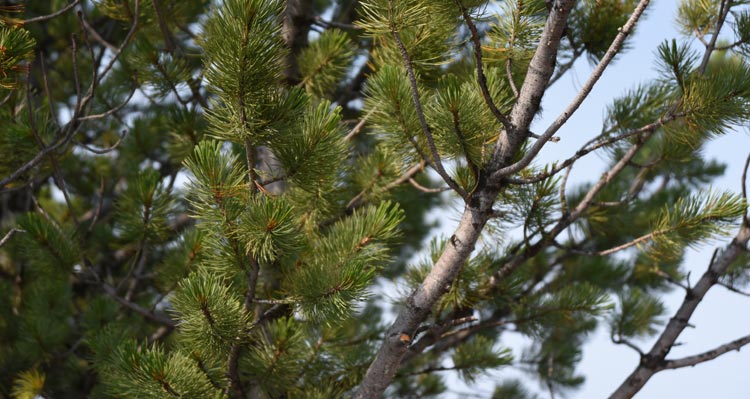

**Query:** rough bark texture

left=354, top=2, right=575, bottom=397
left=608, top=223, right=750, bottom=399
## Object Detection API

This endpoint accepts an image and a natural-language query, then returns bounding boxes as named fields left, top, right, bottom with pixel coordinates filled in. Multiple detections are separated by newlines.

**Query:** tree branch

left=491, top=0, right=651, bottom=180
left=22, top=0, right=80, bottom=24
left=608, top=224, right=750, bottom=399
left=457, top=1, right=511, bottom=128
left=662, top=334, right=750, bottom=370
left=391, top=30, right=468, bottom=199
left=355, top=4, right=576, bottom=398
left=490, top=0, right=576, bottom=171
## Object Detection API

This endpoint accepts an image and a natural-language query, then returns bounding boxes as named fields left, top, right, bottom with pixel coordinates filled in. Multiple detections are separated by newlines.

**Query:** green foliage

left=646, top=191, right=746, bottom=259
left=364, top=64, right=428, bottom=164
left=1, top=0, right=749, bottom=398
left=171, top=272, right=250, bottom=357
left=115, top=168, right=176, bottom=243
left=271, top=100, right=347, bottom=192
left=11, top=369, right=45, bottom=399
left=285, top=201, right=404, bottom=323
left=0, top=22, right=35, bottom=89
left=677, top=0, right=721, bottom=35
left=105, top=340, right=220, bottom=398
left=453, top=336, right=513, bottom=382
left=611, top=288, right=665, bottom=338
left=238, top=195, right=304, bottom=263
left=486, top=0, right=547, bottom=70
left=568, top=0, right=642, bottom=63
left=299, top=29, right=356, bottom=98
left=242, top=317, right=306, bottom=397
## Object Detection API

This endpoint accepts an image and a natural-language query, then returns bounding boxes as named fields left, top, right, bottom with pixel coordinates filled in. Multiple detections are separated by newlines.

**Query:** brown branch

left=22, top=0, right=80, bottom=24
left=390, top=30, right=468, bottom=199
left=76, top=130, right=126, bottom=154
left=100, top=282, right=176, bottom=327
left=344, top=108, right=375, bottom=141
left=698, top=0, right=731, bottom=74
left=0, top=228, right=25, bottom=249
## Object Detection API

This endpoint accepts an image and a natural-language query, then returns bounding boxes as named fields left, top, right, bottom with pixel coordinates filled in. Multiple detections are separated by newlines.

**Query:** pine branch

left=456, top=0, right=511, bottom=128
left=0, top=228, right=25, bottom=248
left=390, top=29, right=468, bottom=199
left=490, top=0, right=576, bottom=170
left=506, top=113, right=678, bottom=186
left=698, top=0, right=731, bottom=74
left=100, top=282, right=176, bottom=327
left=355, top=6, right=577, bottom=397
left=491, top=0, right=651, bottom=180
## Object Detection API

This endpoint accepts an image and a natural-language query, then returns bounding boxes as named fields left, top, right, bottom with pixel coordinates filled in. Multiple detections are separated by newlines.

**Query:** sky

left=549, top=1, right=750, bottom=398
left=430, top=0, right=750, bottom=397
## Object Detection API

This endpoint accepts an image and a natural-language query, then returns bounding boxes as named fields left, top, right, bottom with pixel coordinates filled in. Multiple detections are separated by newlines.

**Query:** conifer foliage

left=1, top=0, right=749, bottom=398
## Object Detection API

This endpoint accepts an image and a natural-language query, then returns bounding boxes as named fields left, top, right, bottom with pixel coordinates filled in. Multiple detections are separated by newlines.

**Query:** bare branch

left=490, top=0, right=576, bottom=171
left=0, top=228, right=25, bottom=249
left=408, top=178, right=448, bottom=193
left=662, top=334, right=750, bottom=370
left=77, top=86, right=137, bottom=121
left=491, top=0, right=651, bottom=180
left=355, top=5, right=577, bottom=397
left=22, top=0, right=80, bottom=24
left=344, top=108, right=375, bottom=141
left=76, top=130, right=126, bottom=154
left=698, top=0, right=731, bottom=74
left=507, top=116, right=673, bottom=185
left=100, top=282, right=176, bottom=327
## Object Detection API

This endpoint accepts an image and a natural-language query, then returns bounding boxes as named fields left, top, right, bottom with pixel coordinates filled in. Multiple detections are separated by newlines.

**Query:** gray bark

left=354, top=2, right=576, bottom=397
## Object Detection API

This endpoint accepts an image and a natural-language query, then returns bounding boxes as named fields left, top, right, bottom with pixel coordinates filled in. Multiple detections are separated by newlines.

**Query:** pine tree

left=0, top=1, right=749, bottom=398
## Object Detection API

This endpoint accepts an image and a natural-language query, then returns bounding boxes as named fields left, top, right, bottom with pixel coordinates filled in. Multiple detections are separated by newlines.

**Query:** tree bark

left=354, top=2, right=575, bottom=397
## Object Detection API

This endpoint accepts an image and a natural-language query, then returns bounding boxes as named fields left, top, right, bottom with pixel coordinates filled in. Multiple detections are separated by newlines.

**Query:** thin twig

left=22, top=0, right=80, bottom=24
left=344, top=108, right=375, bottom=141
left=698, top=0, right=731, bottom=74
left=77, top=130, right=126, bottom=154
left=101, top=282, right=176, bottom=327
left=0, top=228, right=25, bottom=248
left=717, top=281, right=750, bottom=297
left=78, top=11, right=117, bottom=52
left=611, top=334, right=645, bottom=356
left=507, top=116, right=674, bottom=185
left=77, top=87, right=137, bottom=121
left=408, top=178, right=448, bottom=193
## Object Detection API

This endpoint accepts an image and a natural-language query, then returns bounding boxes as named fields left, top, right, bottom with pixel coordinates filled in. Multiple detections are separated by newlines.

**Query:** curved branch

left=22, top=0, right=80, bottom=24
